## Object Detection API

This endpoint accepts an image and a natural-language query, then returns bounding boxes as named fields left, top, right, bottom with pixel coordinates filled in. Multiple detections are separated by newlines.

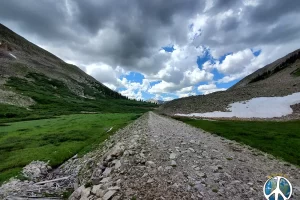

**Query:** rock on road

left=71, top=111, right=300, bottom=200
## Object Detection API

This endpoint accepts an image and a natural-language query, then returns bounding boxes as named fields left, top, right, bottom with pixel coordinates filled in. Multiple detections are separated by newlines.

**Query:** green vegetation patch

left=0, top=113, right=140, bottom=184
left=291, top=67, right=300, bottom=77
left=174, top=117, right=300, bottom=166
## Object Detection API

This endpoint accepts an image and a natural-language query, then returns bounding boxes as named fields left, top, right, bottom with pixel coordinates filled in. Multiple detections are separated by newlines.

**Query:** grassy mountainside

left=0, top=23, right=156, bottom=121
left=159, top=49, right=300, bottom=115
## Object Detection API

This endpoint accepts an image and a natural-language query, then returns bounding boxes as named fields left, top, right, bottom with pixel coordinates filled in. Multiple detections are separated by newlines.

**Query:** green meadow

left=0, top=113, right=140, bottom=184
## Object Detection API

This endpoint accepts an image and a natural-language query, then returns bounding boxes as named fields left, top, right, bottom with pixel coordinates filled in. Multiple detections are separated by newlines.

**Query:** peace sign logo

left=263, top=176, right=293, bottom=200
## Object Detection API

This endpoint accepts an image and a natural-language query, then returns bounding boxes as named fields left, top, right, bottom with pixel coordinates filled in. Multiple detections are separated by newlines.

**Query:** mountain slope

left=0, top=23, right=154, bottom=120
left=230, top=49, right=300, bottom=89
left=159, top=49, right=300, bottom=116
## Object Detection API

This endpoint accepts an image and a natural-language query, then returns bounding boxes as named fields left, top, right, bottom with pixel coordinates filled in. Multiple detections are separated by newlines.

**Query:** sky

left=1, top=0, right=300, bottom=101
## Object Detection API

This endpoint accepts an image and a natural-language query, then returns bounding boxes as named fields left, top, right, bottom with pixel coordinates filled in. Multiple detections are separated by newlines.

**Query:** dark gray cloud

left=0, top=0, right=81, bottom=41
left=193, top=0, right=300, bottom=57
left=246, top=0, right=300, bottom=25
left=0, top=0, right=299, bottom=76
left=0, top=0, right=204, bottom=72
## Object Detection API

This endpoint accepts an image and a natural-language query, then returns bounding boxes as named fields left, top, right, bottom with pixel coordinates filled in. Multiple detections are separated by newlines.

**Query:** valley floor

left=1, top=112, right=300, bottom=199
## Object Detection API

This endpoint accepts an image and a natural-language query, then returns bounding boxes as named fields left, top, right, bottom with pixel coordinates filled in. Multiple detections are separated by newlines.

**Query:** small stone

left=188, top=148, right=195, bottom=152
left=114, top=160, right=121, bottom=169
left=103, top=167, right=112, bottom=177
left=92, top=177, right=102, bottom=185
left=116, top=179, right=122, bottom=186
left=171, top=160, right=177, bottom=167
left=100, top=177, right=112, bottom=183
left=196, top=172, right=207, bottom=178
left=80, top=187, right=91, bottom=200
left=170, top=153, right=177, bottom=159
left=108, top=186, right=121, bottom=190
left=194, top=167, right=200, bottom=171
left=103, top=190, right=117, bottom=200
left=91, top=184, right=101, bottom=194
left=69, top=185, right=84, bottom=199
left=158, top=166, right=163, bottom=171
left=231, top=180, right=241, bottom=185
left=210, top=166, right=218, bottom=172
left=146, top=161, right=156, bottom=168
left=112, top=195, right=121, bottom=200
left=147, top=178, right=154, bottom=183
left=96, top=189, right=105, bottom=197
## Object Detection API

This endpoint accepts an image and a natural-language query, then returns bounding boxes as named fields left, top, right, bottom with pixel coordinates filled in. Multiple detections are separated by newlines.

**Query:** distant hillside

left=159, top=49, right=300, bottom=116
left=0, top=24, right=155, bottom=121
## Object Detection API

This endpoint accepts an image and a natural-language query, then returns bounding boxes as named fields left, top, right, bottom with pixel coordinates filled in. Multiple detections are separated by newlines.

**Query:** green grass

left=291, top=67, right=300, bottom=77
left=0, top=113, right=140, bottom=184
left=174, top=117, right=300, bottom=166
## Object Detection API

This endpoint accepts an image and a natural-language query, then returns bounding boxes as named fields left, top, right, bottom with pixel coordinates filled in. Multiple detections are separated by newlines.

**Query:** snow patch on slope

left=175, top=92, right=300, bottom=118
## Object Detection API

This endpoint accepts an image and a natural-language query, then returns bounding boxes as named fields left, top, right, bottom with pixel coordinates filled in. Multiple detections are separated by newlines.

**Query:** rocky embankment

left=1, top=112, right=300, bottom=199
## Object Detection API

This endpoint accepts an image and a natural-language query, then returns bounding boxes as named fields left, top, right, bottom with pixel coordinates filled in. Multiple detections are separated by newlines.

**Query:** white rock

left=146, top=161, right=156, bottom=168
left=147, top=178, right=154, bottom=183
left=108, top=186, right=120, bottom=190
left=91, top=184, right=101, bottom=194
left=69, top=185, right=84, bottom=199
left=114, top=160, right=121, bottom=169
left=100, top=177, right=112, bottom=183
left=103, top=167, right=112, bottom=177
left=80, top=187, right=91, bottom=200
left=196, top=172, right=206, bottom=178
left=210, top=166, right=218, bottom=172
left=169, top=153, right=177, bottom=159
left=171, top=160, right=177, bottom=167
left=103, top=190, right=117, bottom=200
left=96, top=189, right=105, bottom=197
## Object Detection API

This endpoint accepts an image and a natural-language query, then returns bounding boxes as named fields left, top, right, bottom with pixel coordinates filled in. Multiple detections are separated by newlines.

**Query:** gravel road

left=82, top=111, right=299, bottom=200
left=4, top=112, right=299, bottom=199
left=69, top=112, right=300, bottom=200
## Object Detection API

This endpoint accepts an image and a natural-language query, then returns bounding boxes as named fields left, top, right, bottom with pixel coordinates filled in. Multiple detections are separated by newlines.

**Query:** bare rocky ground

left=1, top=112, right=300, bottom=200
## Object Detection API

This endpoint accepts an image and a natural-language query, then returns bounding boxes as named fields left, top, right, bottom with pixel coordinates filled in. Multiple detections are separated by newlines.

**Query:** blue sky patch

left=121, top=72, right=144, bottom=83
left=252, top=49, right=262, bottom=57
left=162, top=45, right=175, bottom=52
